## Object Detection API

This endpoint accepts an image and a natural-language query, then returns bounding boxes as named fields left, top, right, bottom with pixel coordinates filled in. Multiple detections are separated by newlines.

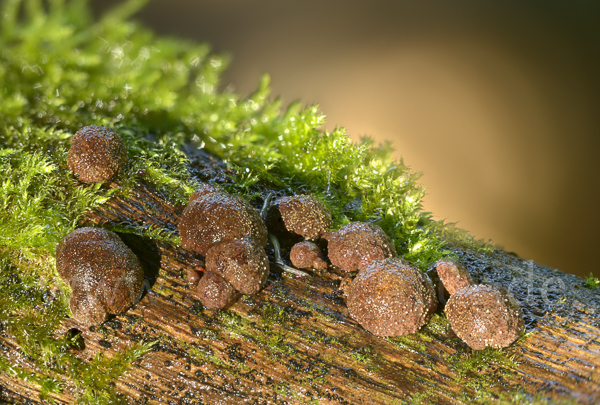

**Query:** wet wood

left=1, top=182, right=599, bottom=404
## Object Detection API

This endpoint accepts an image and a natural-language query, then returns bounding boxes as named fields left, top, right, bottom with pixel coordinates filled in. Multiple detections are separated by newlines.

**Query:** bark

left=1, top=179, right=599, bottom=404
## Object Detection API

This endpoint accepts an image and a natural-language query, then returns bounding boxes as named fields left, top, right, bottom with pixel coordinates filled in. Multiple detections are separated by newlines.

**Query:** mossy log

left=1, top=176, right=599, bottom=404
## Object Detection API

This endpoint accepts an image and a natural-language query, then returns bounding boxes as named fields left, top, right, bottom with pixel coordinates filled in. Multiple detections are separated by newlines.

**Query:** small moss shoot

left=584, top=272, right=600, bottom=289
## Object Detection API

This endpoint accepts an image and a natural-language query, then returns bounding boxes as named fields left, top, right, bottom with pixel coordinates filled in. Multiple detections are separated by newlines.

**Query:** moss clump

left=447, top=347, right=517, bottom=377
left=444, top=346, right=521, bottom=403
left=584, top=272, right=600, bottom=289
left=69, top=340, right=156, bottom=404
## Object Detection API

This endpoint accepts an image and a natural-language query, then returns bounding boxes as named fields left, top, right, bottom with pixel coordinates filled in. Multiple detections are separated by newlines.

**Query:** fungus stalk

left=260, top=192, right=274, bottom=222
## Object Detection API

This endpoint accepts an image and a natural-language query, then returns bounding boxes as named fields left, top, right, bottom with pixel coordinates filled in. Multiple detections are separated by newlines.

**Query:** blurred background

left=93, top=0, right=600, bottom=278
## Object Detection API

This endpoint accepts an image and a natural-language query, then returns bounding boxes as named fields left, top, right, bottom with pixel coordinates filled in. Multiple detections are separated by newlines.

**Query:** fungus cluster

left=67, top=125, right=128, bottom=183
left=56, top=227, right=144, bottom=326
left=179, top=185, right=270, bottom=309
left=432, top=259, right=524, bottom=350
left=266, top=195, right=398, bottom=274
left=265, top=196, right=439, bottom=338
left=63, top=126, right=523, bottom=349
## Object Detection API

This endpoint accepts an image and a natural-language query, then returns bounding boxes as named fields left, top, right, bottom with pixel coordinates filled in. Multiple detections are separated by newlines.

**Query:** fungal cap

left=205, top=238, right=270, bottom=295
left=56, top=227, right=145, bottom=326
left=347, top=257, right=437, bottom=337
left=179, top=192, right=268, bottom=256
left=196, top=272, right=234, bottom=310
left=434, top=259, right=473, bottom=295
left=445, top=284, right=524, bottom=350
left=290, top=241, right=327, bottom=270
left=189, top=183, right=219, bottom=203
left=326, top=222, right=397, bottom=272
left=67, top=125, right=127, bottom=183
left=268, top=194, right=332, bottom=240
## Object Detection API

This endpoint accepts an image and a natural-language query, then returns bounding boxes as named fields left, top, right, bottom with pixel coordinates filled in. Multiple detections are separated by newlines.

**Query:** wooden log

left=1, top=175, right=599, bottom=404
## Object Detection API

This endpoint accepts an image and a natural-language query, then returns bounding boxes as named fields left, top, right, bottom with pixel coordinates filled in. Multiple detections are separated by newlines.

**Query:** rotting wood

left=1, top=180, right=599, bottom=404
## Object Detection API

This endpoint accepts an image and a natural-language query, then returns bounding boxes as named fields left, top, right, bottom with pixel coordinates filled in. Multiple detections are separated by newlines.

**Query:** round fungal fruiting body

left=434, top=259, right=473, bottom=295
left=67, top=125, right=128, bottom=183
left=347, top=258, right=438, bottom=337
left=290, top=241, right=327, bottom=270
left=324, top=222, right=397, bottom=272
left=266, top=195, right=332, bottom=240
left=179, top=191, right=268, bottom=256
left=445, top=285, right=524, bottom=350
left=56, top=227, right=144, bottom=326
left=205, top=238, right=270, bottom=295
left=187, top=269, right=201, bottom=286
left=196, top=272, right=234, bottom=310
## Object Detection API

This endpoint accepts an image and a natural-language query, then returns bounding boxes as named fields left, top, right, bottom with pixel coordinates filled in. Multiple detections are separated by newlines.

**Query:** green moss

left=258, top=302, right=291, bottom=326
left=423, top=313, right=453, bottom=336
left=447, top=346, right=517, bottom=377
left=0, top=149, right=113, bottom=261
left=69, top=340, right=156, bottom=404
left=441, top=346, right=522, bottom=403
left=351, top=345, right=375, bottom=364
left=584, top=272, right=600, bottom=289
left=0, top=355, right=62, bottom=400
left=189, top=346, right=226, bottom=369
left=102, top=222, right=181, bottom=246
left=386, top=335, right=429, bottom=353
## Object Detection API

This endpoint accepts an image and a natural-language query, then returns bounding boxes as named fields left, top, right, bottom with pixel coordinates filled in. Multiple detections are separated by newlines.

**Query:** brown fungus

left=179, top=191, right=268, bottom=256
left=323, top=222, right=397, bottom=272
left=56, top=227, right=144, bottom=326
left=67, top=125, right=127, bottom=183
left=347, top=258, right=438, bottom=337
left=205, top=238, right=270, bottom=295
left=186, top=269, right=202, bottom=286
left=196, top=272, right=235, bottom=310
left=266, top=195, right=332, bottom=240
left=434, top=259, right=473, bottom=295
left=290, top=241, right=327, bottom=270
left=445, top=285, right=524, bottom=350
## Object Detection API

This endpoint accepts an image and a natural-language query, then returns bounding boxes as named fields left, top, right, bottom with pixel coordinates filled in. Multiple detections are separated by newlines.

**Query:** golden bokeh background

left=94, top=0, right=600, bottom=278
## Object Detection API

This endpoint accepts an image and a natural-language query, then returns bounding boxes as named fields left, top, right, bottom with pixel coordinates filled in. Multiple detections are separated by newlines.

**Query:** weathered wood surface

left=1, top=172, right=600, bottom=404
